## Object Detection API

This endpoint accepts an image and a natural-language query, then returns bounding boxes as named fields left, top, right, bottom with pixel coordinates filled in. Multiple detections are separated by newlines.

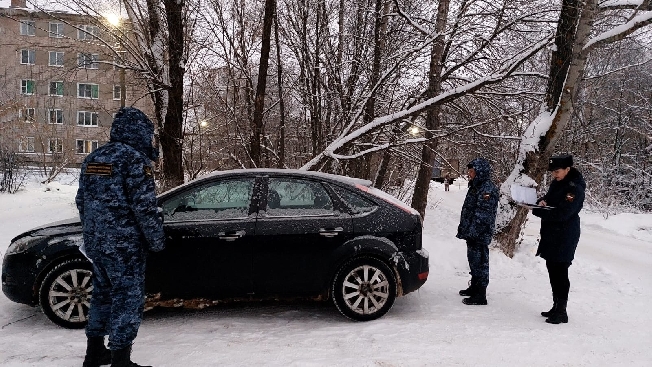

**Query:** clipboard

left=514, top=202, right=554, bottom=210
left=510, top=185, right=554, bottom=210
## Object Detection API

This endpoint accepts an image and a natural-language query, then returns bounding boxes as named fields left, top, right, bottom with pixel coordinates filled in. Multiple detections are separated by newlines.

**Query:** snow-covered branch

left=471, top=128, right=522, bottom=140
left=599, top=0, right=649, bottom=10
left=583, top=10, right=652, bottom=52
left=301, top=34, right=554, bottom=170
left=390, top=0, right=443, bottom=38
left=584, top=57, right=652, bottom=79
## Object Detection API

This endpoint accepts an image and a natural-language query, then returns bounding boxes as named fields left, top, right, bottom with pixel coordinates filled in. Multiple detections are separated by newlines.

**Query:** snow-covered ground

left=0, top=175, right=650, bottom=366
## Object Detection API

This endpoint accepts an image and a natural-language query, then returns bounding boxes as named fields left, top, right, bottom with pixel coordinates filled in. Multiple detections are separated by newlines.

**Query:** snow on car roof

left=159, top=169, right=372, bottom=197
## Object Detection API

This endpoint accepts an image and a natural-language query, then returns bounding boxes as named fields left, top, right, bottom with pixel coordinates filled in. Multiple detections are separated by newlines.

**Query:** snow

left=599, top=0, right=644, bottom=8
left=1, top=176, right=651, bottom=366
left=583, top=10, right=652, bottom=51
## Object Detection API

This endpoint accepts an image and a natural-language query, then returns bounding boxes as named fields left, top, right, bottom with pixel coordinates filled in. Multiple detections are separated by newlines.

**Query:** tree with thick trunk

left=250, top=0, right=276, bottom=167
left=496, top=0, right=652, bottom=256
left=410, top=0, right=450, bottom=219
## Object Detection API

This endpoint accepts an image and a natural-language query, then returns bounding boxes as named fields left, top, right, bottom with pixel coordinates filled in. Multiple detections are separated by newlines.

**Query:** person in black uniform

left=531, top=155, right=585, bottom=324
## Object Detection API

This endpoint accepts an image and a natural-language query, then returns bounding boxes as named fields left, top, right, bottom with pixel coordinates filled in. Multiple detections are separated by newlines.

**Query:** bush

left=0, top=148, right=27, bottom=194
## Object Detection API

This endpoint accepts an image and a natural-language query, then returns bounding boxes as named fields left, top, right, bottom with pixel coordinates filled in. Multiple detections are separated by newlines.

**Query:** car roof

left=159, top=168, right=373, bottom=196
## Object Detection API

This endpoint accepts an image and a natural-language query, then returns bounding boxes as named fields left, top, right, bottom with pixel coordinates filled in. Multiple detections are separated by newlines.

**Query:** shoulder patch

left=569, top=182, right=576, bottom=187
left=85, top=163, right=112, bottom=176
left=144, top=165, right=153, bottom=177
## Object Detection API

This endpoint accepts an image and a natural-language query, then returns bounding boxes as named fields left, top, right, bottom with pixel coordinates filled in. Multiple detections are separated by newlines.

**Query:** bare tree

left=496, top=0, right=652, bottom=256
left=250, top=0, right=276, bottom=167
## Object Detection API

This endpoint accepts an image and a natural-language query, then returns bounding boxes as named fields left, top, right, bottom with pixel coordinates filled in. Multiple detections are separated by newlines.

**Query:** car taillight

left=418, top=271, right=428, bottom=280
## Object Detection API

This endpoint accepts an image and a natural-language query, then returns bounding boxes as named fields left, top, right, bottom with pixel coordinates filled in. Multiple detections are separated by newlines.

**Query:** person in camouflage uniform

left=456, top=158, right=499, bottom=305
left=76, top=107, right=165, bottom=367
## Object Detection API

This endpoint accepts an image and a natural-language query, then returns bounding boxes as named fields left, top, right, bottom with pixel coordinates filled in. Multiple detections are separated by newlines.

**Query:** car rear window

left=265, top=178, right=335, bottom=217
left=332, top=186, right=377, bottom=214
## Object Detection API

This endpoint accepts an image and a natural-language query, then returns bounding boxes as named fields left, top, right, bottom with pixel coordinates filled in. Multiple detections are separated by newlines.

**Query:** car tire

left=39, top=258, right=93, bottom=329
left=332, top=256, right=397, bottom=321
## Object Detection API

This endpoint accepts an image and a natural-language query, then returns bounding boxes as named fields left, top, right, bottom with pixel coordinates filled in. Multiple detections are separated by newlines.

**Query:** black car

left=2, top=169, right=429, bottom=328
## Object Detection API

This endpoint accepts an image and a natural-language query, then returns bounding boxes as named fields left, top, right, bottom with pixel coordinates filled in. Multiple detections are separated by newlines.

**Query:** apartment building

left=0, top=0, right=153, bottom=166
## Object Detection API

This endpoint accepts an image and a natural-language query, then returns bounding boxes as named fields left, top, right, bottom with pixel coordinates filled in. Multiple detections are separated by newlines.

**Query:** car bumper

left=2, top=253, right=39, bottom=306
left=396, top=248, right=429, bottom=295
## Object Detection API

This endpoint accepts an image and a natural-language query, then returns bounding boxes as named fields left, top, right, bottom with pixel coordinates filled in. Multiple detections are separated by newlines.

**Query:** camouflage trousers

left=85, top=247, right=146, bottom=350
left=466, top=240, right=489, bottom=288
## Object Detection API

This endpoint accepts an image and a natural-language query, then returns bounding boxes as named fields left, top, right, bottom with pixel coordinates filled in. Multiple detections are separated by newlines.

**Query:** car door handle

left=218, top=230, right=246, bottom=241
left=319, top=227, right=344, bottom=237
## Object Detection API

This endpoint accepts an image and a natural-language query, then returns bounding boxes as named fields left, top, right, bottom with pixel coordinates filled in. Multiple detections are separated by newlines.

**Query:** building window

left=48, top=109, right=63, bottom=124
left=20, top=49, right=35, bottom=65
left=48, top=138, right=63, bottom=154
left=77, top=53, right=99, bottom=69
left=77, top=83, right=99, bottom=99
left=49, top=22, right=64, bottom=38
left=49, top=81, right=64, bottom=96
left=49, top=51, right=64, bottom=66
left=76, top=139, right=98, bottom=154
left=20, top=20, right=35, bottom=36
left=19, top=137, right=35, bottom=153
left=21, top=80, right=35, bottom=95
left=113, top=85, right=122, bottom=100
left=20, top=108, right=36, bottom=122
left=77, top=111, right=99, bottom=126
left=78, top=25, right=99, bottom=40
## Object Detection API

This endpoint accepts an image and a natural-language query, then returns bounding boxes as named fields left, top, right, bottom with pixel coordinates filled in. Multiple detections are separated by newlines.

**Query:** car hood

left=10, top=217, right=82, bottom=243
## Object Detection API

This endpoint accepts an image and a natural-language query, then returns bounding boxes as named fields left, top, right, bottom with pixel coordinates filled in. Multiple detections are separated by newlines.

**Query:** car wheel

left=39, top=258, right=93, bottom=329
left=332, top=257, right=397, bottom=321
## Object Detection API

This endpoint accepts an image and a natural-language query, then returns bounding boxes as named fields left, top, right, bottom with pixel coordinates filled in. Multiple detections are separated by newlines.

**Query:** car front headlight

left=5, top=235, right=43, bottom=256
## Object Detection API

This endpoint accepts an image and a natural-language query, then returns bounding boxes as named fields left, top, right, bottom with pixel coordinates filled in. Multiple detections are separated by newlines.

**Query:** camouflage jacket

left=456, top=158, right=499, bottom=244
left=75, top=107, right=165, bottom=255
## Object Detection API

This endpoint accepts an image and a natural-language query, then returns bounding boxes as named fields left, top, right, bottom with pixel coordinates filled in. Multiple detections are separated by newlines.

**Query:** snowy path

left=0, top=179, right=650, bottom=366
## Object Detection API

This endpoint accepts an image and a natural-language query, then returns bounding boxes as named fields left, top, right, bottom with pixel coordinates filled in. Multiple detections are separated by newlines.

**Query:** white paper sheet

left=510, top=185, right=538, bottom=205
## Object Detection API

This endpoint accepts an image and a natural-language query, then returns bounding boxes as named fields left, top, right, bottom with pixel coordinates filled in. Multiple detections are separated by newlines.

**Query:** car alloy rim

left=47, top=269, right=93, bottom=322
left=341, top=264, right=390, bottom=315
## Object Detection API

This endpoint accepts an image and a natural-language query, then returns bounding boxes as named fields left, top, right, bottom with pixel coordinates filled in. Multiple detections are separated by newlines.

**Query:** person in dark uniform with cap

left=77, top=107, right=165, bottom=367
left=531, top=154, right=585, bottom=324
left=456, top=158, right=499, bottom=305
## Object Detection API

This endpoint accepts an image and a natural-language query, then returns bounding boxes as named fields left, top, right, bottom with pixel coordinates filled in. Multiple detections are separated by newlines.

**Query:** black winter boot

left=459, top=280, right=476, bottom=297
left=111, top=346, right=152, bottom=367
left=462, top=286, right=487, bottom=305
left=83, top=336, right=111, bottom=367
left=541, top=296, right=558, bottom=317
left=545, top=299, right=568, bottom=324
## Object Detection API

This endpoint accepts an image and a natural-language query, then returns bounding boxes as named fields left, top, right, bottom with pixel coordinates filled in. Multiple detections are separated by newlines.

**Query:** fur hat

left=548, top=154, right=573, bottom=171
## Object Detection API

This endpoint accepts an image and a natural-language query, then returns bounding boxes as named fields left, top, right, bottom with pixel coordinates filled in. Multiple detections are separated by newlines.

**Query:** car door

left=252, top=176, right=353, bottom=297
left=147, top=176, right=259, bottom=300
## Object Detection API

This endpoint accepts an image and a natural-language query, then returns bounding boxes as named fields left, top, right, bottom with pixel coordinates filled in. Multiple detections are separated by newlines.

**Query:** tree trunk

left=410, top=0, right=451, bottom=218
left=161, top=0, right=186, bottom=188
left=273, top=3, right=286, bottom=169
left=250, top=0, right=276, bottom=168
left=495, top=0, right=597, bottom=257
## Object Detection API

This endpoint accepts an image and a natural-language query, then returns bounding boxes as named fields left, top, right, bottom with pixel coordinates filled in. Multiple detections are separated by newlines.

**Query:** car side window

left=265, top=178, right=334, bottom=217
left=331, top=186, right=377, bottom=214
left=162, top=178, right=254, bottom=221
